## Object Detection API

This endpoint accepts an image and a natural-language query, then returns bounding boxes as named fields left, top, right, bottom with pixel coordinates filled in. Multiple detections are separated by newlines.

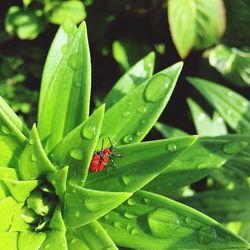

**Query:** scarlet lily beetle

left=89, top=138, right=123, bottom=172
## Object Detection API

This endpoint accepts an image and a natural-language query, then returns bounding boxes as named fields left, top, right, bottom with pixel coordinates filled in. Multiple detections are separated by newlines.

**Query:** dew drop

left=222, top=141, right=248, bottom=154
left=198, top=226, right=217, bottom=244
left=124, top=212, right=136, bottom=219
left=1, top=125, right=11, bottom=135
left=113, top=221, right=123, bottom=229
left=185, top=217, right=201, bottom=229
left=126, top=223, right=133, bottom=232
left=63, top=19, right=74, bottom=33
left=141, top=119, right=147, bottom=124
left=28, top=139, right=34, bottom=145
left=216, top=117, right=223, bottom=123
left=31, top=153, right=37, bottom=162
left=131, top=228, right=140, bottom=235
left=70, top=238, right=77, bottom=244
left=123, top=135, right=133, bottom=144
left=82, top=125, right=96, bottom=140
left=227, top=91, right=233, bottom=97
left=136, top=130, right=144, bottom=137
left=45, top=244, right=50, bottom=249
left=226, top=109, right=232, bottom=116
left=196, top=162, right=213, bottom=169
left=127, top=198, right=136, bottom=206
left=69, top=54, right=80, bottom=70
left=104, top=214, right=110, bottom=220
left=84, top=200, right=99, bottom=212
left=122, top=111, right=130, bottom=118
left=137, top=106, right=147, bottom=113
left=143, top=198, right=150, bottom=204
left=121, top=175, right=130, bottom=185
left=167, top=143, right=177, bottom=152
left=75, top=211, right=80, bottom=218
left=242, top=101, right=249, bottom=108
left=61, top=44, right=67, bottom=54
left=144, top=74, right=170, bottom=102
left=198, top=113, right=206, bottom=121
left=70, top=149, right=83, bottom=160
left=148, top=209, right=180, bottom=238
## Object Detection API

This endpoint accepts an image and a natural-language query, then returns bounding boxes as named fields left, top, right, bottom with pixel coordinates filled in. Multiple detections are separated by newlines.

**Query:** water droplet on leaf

left=31, top=154, right=37, bottom=162
left=82, top=125, right=96, bottom=140
left=148, top=209, right=180, bottom=238
left=61, top=44, right=67, bottom=54
left=1, top=125, right=11, bottom=135
left=222, top=141, right=248, bottom=154
left=121, top=175, right=130, bottom=185
left=63, top=20, right=74, bottom=33
left=124, top=212, right=136, bottom=219
left=123, top=135, right=133, bottom=144
left=70, top=149, right=83, bottom=160
left=198, top=226, right=217, bottom=244
left=137, top=106, right=147, bottom=113
left=131, top=228, right=140, bottom=235
left=69, top=54, right=80, bottom=70
left=167, top=143, right=177, bottom=152
left=122, top=111, right=130, bottom=118
left=127, top=198, right=136, bottom=206
left=144, top=74, right=170, bottom=102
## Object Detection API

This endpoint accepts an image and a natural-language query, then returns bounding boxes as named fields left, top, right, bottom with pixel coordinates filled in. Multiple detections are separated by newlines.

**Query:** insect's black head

left=109, top=146, right=116, bottom=152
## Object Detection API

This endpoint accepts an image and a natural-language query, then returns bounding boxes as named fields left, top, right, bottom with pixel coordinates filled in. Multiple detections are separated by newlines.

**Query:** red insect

left=89, top=138, right=122, bottom=172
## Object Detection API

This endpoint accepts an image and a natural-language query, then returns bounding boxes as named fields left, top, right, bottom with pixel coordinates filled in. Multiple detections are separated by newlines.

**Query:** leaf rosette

left=0, top=20, right=249, bottom=250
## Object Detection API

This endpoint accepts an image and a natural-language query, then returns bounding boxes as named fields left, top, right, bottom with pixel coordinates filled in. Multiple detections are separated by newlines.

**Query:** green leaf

left=5, top=6, right=46, bottom=40
left=187, top=98, right=227, bottom=136
left=40, top=230, right=67, bottom=250
left=64, top=184, right=131, bottom=227
left=144, top=135, right=249, bottom=195
left=209, top=45, right=250, bottom=87
left=100, top=190, right=250, bottom=250
left=86, top=136, right=197, bottom=192
left=100, top=62, right=183, bottom=147
left=19, top=125, right=56, bottom=180
left=0, top=196, right=22, bottom=231
left=223, top=0, right=250, bottom=47
left=2, top=178, right=38, bottom=202
left=38, top=22, right=91, bottom=152
left=193, top=0, right=225, bottom=50
left=223, top=135, right=250, bottom=176
left=168, top=0, right=225, bottom=58
left=45, top=1, right=86, bottom=25
left=104, top=52, right=155, bottom=109
left=66, top=221, right=117, bottom=250
left=155, top=122, right=188, bottom=138
left=188, top=77, right=250, bottom=134
left=0, top=232, right=18, bottom=250
left=112, top=38, right=150, bottom=71
left=180, top=188, right=250, bottom=223
left=168, top=0, right=196, bottom=58
left=23, top=0, right=32, bottom=7
left=9, top=205, right=30, bottom=232
left=47, top=166, right=68, bottom=201
left=0, top=167, right=18, bottom=200
left=49, top=105, right=105, bottom=185
left=49, top=205, right=66, bottom=231
left=38, top=19, right=77, bottom=119
left=18, top=231, right=46, bottom=250
left=0, top=97, right=28, bottom=167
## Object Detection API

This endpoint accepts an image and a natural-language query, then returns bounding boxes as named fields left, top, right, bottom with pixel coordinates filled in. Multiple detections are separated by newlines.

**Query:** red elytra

left=89, top=138, right=122, bottom=172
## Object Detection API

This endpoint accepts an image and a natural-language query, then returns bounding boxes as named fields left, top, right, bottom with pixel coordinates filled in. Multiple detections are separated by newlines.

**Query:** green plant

left=155, top=77, right=250, bottom=242
left=0, top=20, right=249, bottom=250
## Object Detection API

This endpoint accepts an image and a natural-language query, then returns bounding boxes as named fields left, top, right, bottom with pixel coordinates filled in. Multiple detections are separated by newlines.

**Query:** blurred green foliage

left=0, top=0, right=249, bottom=128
